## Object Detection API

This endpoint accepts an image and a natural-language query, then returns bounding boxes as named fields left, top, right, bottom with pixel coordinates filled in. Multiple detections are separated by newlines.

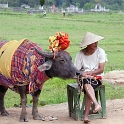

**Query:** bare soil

left=1, top=99, right=124, bottom=124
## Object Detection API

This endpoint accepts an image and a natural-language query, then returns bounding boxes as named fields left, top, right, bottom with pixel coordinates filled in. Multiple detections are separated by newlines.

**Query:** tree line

left=0, top=0, right=124, bottom=10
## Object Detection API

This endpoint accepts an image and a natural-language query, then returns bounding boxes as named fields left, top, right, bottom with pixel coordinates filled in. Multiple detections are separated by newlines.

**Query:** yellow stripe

left=0, top=38, right=26, bottom=78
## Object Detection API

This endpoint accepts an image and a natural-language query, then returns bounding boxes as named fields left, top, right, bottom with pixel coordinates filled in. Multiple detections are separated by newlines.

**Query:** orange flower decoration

left=55, top=32, right=70, bottom=50
left=49, top=32, right=70, bottom=59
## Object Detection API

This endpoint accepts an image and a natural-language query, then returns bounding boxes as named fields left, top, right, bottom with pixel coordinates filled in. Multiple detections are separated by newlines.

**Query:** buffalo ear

left=38, top=60, right=52, bottom=71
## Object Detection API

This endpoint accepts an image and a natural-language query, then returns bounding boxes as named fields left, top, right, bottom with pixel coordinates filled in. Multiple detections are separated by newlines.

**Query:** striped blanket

left=0, top=39, right=46, bottom=95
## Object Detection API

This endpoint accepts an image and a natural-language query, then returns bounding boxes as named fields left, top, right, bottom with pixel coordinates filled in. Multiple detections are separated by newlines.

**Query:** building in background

left=0, top=3, right=8, bottom=8
left=91, top=3, right=109, bottom=12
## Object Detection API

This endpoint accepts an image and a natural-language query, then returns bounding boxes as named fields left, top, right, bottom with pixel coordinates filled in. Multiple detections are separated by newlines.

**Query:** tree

left=84, top=2, right=95, bottom=10
left=10, top=0, right=20, bottom=7
left=75, top=2, right=80, bottom=8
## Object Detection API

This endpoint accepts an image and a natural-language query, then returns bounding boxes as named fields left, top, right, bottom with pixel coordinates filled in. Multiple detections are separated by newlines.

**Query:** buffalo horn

left=35, top=48, right=54, bottom=58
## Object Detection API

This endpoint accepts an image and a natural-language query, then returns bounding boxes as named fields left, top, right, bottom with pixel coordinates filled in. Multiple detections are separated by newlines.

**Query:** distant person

left=74, top=32, right=107, bottom=123
left=27, top=10, right=32, bottom=14
left=63, top=11, right=65, bottom=17
left=43, top=11, right=46, bottom=17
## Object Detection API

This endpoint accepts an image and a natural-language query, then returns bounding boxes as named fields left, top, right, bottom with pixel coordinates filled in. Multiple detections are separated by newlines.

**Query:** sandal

left=49, top=115, right=58, bottom=121
left=41, top=116, right=45, bottom=121
left=84, top=120, right=90, bottom=123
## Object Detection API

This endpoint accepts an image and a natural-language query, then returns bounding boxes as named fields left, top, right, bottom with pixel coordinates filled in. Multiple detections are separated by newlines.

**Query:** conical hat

left=80, top=32, right=104, bottom=48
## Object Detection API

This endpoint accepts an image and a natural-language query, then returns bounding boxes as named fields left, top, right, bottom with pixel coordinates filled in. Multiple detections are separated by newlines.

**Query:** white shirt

left=74, top=47, right=107, bottom=76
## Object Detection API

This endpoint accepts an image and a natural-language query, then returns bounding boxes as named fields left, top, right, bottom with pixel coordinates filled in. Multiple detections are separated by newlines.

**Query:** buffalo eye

left=59, top=59, right=66, bottom=64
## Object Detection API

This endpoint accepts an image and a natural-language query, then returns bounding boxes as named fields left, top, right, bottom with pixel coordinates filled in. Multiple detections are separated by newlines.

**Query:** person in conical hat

left=74, top=32, right=107, bottom=123
left=79, top=32, right=104, bottom=48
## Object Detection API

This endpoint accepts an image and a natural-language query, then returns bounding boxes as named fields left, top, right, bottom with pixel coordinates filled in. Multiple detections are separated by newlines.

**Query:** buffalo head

left=35, top=48, right=80, bottom=79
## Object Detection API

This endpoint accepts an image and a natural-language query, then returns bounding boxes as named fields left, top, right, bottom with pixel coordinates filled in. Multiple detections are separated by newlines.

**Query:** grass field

left=0, top=10, right=124, bottom=107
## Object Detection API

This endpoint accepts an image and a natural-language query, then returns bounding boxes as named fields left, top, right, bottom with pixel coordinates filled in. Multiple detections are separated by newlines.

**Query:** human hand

left=82, top=71, right=93, bottom=78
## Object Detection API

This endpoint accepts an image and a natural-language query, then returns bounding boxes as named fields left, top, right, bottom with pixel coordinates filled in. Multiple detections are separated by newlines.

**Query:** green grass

left=0, top=10, right=124, bottom=107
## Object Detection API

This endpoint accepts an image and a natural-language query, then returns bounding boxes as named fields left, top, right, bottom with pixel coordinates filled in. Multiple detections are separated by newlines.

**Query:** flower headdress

left=49, top=32, right=70, bottom=59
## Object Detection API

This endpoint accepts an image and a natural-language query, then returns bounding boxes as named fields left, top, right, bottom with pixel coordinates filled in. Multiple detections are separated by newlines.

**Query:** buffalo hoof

left=33, top=115, right=42, bottom=120
left=1, top=110, right=9, bottom=116
left=20, top=118, right=28, bottom=122
left=20, top=115, right=28, bottom=122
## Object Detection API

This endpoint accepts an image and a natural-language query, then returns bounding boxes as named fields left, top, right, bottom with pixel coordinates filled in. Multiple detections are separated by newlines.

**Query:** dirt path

left=1, top=99, right=124, bottom=124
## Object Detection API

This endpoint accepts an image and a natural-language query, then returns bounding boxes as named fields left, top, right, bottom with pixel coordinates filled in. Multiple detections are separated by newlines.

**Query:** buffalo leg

left=32, top=89, right=42, bottom=120
left=18, top=86, right=28, bottom=122
left=0, top=85, right=9, bottom=116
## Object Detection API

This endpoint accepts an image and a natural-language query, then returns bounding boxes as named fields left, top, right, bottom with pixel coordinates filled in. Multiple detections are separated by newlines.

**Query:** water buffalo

left=0, top=39, right=80, bottom=122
